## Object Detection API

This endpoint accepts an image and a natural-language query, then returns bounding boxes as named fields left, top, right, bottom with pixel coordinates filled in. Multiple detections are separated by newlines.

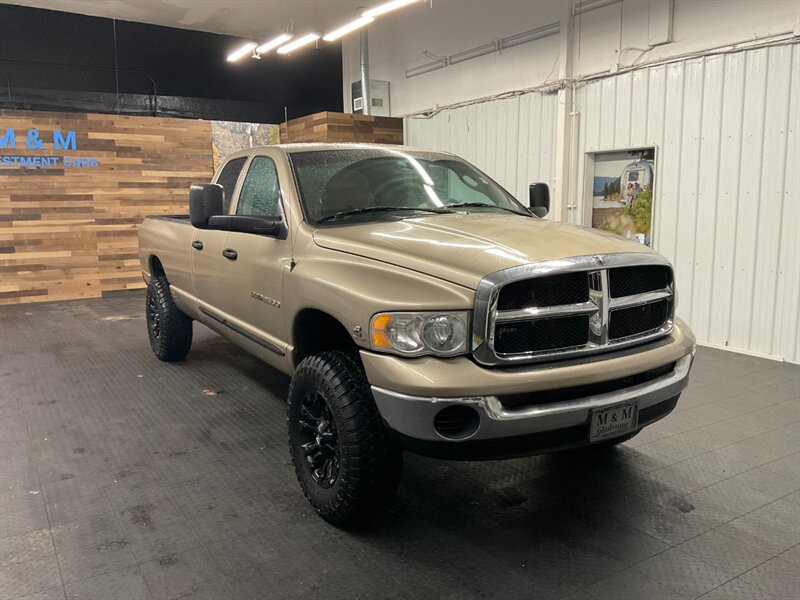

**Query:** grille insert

left=495, top=315, right=590, bottom=354
left=609, top=265, right=671, bottom=298
left=497, top=272, right=589, bottom=310
left=609, top=299, right=669, bottom=340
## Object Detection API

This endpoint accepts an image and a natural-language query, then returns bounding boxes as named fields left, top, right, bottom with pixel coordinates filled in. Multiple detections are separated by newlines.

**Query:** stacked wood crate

left=279, top=111, right=403, bottom=145
left=0, top=110, right=213, bottom=304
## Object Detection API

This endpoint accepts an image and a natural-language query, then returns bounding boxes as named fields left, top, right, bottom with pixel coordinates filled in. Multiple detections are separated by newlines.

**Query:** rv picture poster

left=591, top=147, right=655, bottom=246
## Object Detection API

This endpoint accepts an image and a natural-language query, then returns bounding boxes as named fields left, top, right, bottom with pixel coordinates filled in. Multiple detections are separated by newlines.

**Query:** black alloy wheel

left=147, top=290, right=161, bottom=342
left=297, top=391, right=340, bottom=488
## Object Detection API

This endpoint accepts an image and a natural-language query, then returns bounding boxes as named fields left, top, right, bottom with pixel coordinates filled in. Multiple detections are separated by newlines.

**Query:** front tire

left=287, top=351, right=402, bottom=526
left=146, top=276, right=192, bottom=362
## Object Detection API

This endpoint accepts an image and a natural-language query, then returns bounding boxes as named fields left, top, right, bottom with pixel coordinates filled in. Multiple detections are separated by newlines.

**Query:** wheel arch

left=292, top=308, right=359, bottom=368
left=149, top=255, right=166, bottom=279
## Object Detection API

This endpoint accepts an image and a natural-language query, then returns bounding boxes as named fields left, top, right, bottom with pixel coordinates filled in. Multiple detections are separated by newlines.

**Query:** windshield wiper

left=444, top=202, right=530, bottom=216
left=317, top=206, right=451, bottom=223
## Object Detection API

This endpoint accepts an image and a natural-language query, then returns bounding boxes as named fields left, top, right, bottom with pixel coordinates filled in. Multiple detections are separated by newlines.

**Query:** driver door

left=214, top=154, right=291, bottom=355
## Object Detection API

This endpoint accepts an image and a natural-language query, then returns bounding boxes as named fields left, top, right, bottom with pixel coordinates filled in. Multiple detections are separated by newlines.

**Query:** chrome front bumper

left=372, top=352, right=693, bottom=444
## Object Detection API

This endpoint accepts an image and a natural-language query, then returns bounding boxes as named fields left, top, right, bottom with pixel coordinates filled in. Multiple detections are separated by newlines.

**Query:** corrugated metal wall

left=405, top=93, right=558, bottom=204
left=405, top=43, right=799, bottom=363
left=575, top=44, right=799, bottom=364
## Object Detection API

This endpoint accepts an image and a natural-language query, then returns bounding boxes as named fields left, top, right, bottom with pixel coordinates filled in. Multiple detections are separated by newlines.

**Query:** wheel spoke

left=295, top=391, right=340, bottom=489
left=299, top=419, right=317, bottom=432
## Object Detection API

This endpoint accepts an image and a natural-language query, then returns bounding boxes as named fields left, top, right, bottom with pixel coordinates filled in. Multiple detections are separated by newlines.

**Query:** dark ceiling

left=0, top=4, right=344, bottom=121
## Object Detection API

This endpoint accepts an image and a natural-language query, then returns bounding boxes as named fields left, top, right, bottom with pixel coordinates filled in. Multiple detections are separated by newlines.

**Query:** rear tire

left=146, top=276, right=192, bottom=362
left=287, top=351, right=402, bottom=526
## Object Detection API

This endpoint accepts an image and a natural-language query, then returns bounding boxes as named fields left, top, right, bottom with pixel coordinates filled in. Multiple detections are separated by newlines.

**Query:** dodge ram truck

left=138, top=143, right=695, bottom=525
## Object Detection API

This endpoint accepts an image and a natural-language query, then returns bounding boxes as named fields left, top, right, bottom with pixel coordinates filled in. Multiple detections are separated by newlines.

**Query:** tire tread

left=146, top=276, right=192, bottom=362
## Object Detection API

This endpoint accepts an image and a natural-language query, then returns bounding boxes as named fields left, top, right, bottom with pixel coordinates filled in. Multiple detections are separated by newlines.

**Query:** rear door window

left=216, top=157, right=247, bottom=214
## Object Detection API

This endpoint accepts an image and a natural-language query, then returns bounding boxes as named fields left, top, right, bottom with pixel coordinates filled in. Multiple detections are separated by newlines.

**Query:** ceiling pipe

left=360, top=27, right=371, bottom=115
left=405, top=22, right=560, bottom=79
left=572, top=0, right=620, bottom=16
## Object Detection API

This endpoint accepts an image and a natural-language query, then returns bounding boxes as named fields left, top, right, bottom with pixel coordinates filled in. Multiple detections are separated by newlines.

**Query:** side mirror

left=189, top=183, right=223, bottom=229
left=207, top=215, right=286, bottom=238
left=529, top=182, right=550, bottom=218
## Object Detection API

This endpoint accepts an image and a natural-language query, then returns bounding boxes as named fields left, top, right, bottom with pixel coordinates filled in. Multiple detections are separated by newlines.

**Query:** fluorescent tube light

left=256, top=34, right=293, bottom=54
left=323, top=16, right=374, bottom=42
left=362, top=0, right=420, bottom=19
left=227, top=42, right=257, bottom=62
left=277, top=33, right=321, bottom=54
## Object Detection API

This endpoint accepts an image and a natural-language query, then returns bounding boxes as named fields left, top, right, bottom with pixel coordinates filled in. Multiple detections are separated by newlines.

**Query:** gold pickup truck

left=138, top=143, right=695, bottom=525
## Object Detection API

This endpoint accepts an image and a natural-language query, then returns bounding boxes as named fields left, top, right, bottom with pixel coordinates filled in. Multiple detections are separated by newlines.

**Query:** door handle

left=191, top=240, right=204, bottom=250
left=222, top=248, right=238, bottom=261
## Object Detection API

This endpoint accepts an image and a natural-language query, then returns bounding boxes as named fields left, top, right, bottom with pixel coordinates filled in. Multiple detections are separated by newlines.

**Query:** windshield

left=288, top=148, right=529, bottom=225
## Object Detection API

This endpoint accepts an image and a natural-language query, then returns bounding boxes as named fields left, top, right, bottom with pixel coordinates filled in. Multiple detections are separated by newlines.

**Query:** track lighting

left=226, top=42, right=257, bottom=62
left=277, top=33, right=321, bottom=55
left=323, top=16, right=374, bottom=42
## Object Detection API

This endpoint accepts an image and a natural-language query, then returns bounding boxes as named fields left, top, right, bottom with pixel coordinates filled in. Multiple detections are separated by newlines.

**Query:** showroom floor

left=1, top=292, right=798, bottom=600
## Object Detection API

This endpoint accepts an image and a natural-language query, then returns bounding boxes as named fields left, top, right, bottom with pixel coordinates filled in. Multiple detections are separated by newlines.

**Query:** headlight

left=370, top=311, right=469, bottom=357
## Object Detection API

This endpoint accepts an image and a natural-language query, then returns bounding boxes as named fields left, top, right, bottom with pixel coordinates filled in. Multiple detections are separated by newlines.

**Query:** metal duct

left=405, top=22, right=560, bottom=79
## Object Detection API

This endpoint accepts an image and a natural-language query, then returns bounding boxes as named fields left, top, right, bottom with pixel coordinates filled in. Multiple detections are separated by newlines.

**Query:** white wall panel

left=575, top=44, right=800, bottom=363
left=405, top=43, right=798, bottom=363
left=405, top=92, right=559, bottom=206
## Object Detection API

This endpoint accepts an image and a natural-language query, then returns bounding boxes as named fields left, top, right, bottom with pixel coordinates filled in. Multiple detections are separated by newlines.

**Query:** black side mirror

left=189, top=183, right=223, bottom=229
left=529, top=182, right=550, bottom=218
left=207, top=215, right=286, bottom=238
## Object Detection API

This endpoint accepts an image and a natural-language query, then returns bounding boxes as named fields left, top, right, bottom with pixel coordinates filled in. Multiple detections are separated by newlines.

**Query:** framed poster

left=585, top=147, right=656, bottom=246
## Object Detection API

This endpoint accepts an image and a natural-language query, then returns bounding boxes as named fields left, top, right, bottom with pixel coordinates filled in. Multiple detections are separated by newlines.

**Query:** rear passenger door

left=217, top=155, right=291, bottom=353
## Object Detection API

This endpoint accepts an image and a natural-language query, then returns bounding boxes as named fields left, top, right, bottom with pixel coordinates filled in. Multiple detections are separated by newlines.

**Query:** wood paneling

left=0, top=110, right=213, bottom=304
left=280, top=111, right=403, bottom=144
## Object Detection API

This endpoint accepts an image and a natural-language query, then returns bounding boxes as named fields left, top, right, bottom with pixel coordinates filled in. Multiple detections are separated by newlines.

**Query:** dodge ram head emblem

left=592, top=255, right=605, bottom=265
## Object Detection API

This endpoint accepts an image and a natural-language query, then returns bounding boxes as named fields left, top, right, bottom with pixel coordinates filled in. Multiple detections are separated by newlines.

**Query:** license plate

left=589, top=402, right=639, bottom=442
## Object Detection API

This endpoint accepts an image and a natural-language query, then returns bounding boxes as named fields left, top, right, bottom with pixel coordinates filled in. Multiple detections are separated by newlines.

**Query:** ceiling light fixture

left=227, top=42, right=257, bottom=62
left=256, top=33, right=293, bottom=54
left=323, top=16, right=374, bottom=42
left=277, top=33, right=320, bottom=54
left=362, top=0, right=421, bottom=19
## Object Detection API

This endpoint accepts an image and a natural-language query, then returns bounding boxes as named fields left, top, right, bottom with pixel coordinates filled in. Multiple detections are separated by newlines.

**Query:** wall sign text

left=0, top=129, right=100, bottom=169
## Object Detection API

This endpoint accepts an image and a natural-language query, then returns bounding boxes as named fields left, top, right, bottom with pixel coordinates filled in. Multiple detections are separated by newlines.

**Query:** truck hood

left=312, top=213, right=657, bottom=289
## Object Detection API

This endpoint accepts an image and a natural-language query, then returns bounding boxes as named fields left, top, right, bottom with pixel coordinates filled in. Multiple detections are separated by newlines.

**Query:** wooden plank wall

left=280, top=111, right=403, bottom=144
left=0, top=110, right=213, bottom=304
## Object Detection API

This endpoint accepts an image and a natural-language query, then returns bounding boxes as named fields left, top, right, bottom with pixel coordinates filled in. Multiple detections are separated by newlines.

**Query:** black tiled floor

left=1, top=292, right=798, bottom=600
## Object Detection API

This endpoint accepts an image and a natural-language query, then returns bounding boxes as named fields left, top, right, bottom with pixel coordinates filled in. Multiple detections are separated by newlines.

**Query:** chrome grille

left=472, top=254, right=675, bottom=366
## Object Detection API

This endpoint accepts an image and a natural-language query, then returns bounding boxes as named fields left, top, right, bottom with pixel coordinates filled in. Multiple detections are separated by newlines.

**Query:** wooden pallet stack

left=0, top=110, right=213, bottom=305
left=279, top=111, right=403, bottom=145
